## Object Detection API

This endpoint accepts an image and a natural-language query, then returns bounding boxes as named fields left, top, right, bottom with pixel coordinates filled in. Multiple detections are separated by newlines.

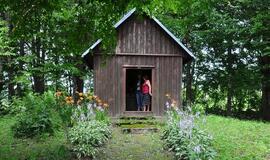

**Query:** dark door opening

left=126, top=68, right=152, bottom=111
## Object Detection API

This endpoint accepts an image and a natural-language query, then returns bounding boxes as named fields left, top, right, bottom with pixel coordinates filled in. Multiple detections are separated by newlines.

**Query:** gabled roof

left=82, top=8, right=195, bottom=61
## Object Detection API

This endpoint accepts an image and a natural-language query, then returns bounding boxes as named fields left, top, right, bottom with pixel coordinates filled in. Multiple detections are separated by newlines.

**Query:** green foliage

left=68, top=120, right=111, bottom=159
left=95, top=109, right=110, bottom=125
left=1, top=114, right=270, bottom=159
left=0, top=0, right=269, bottom=119
left=162, top=102, right=216, bottom=160
left=12, top=92, right=57, bottom=138
left=0, top=20, right=14, bottom=56
left=0, top=98, right=12, bottom=115
left=0, top=116, right=71, bottom=160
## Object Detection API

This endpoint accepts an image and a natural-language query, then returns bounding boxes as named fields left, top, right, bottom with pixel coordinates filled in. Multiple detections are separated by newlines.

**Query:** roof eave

left=81, top=8, right=196, bottom=61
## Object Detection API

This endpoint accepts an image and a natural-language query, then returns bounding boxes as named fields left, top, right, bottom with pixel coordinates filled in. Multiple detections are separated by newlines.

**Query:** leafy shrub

left=12, top=92, right=56, bottom=138
left=54, top=91, right=111, bottom=158
left=0, top=98, right=12, bottom=115
left=68, top=120, right=111, bottom=159
left=162, top=97, right=216, bottom=160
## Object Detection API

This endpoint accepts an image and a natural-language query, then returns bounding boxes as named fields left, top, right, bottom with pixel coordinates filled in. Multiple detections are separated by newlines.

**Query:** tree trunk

left=226, top=82, right=233, bottom=115
left=16, top=40, right=25, bottom=96
left=260, top=55, right=270, bottom=120
left=32, top=38, right=45, bottom=94
left=186, top=62, right=193, bottom=107
left=226, top=44, right=233, bottom=116
left=73, top=76, right=84, bottom=93
left=7, top=57, right=15, bottom=99
left=183, top=32, right=194, bottom=108
left=72, top=62, right=84, bottom=94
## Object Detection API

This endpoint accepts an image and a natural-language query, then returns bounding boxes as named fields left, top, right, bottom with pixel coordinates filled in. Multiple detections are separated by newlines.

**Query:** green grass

left=205, top=115, right=270, bottom=160
left=0, top=115, right=270, bottom=160
left=0, top=116, right=71, bottom=160
left=94, top=128, right=173, bottom=160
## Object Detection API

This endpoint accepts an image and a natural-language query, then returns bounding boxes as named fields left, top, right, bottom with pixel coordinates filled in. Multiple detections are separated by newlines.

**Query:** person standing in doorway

left=136, top=74, right=143, bottom=111
left=142, top=75, right=152, bottom=111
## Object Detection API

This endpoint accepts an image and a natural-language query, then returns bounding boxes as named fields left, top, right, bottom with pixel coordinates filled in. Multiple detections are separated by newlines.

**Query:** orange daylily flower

left=97, top=99, right=102, bottom=104
left=55, top=91, right=62, bottom=97
left=103, top=103, right=109, bottom=108
left=65, top=96, right=74, bottom=104
left=66, top=99, right=74, bottom=105
left=87, top=96, right=93, bottom=100
left=165, top=93, right=171, bottom=98
left=65, top=97, right=69, bottom=101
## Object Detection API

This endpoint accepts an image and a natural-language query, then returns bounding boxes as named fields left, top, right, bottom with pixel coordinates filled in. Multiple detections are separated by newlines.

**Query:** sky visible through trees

left=0, top=0, right=269, bottom=120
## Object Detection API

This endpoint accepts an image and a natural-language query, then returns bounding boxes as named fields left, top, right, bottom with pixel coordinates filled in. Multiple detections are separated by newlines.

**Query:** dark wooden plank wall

left=116, top=15, right=185, bottom=56
left=93, top=14, right=184, bottom=116
left=94, top=55, right=182, bottom=116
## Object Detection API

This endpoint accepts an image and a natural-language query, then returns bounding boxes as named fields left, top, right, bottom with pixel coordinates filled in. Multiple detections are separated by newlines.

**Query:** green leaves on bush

left=12, top=92, right=57, bottom=138
left=68, top=120, right=111, bottom=159
left=162, top=104, right=216, bottom=160
left=0, top=98, right=12, bottom=115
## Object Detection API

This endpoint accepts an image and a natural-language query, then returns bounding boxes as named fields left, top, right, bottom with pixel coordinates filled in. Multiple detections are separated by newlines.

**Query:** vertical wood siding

left=116, top=15, right=184, bottom=55
left=94, top=55, right=182, bottom=117
left=94, top=14, right=184, bottom=117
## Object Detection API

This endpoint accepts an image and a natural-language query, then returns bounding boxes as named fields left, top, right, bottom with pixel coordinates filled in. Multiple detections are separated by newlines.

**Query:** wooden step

left=122, top=127, right=159, bottom=134
left=122, top=111, right=154, bottom=117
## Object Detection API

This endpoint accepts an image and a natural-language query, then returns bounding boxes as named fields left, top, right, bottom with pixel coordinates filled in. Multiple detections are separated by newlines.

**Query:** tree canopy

left=0, top=0, right=269, bottom=120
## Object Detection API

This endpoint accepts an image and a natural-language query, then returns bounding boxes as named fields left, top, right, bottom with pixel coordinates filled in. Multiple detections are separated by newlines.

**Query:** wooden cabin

left=82, top=8, right=195, bottom=117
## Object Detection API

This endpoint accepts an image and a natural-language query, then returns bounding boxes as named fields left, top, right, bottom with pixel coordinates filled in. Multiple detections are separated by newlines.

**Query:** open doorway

left=126, top=68, right=152, bottom=111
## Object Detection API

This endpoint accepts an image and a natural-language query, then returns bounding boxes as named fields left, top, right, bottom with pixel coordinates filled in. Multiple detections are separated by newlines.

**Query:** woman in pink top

left=142, top=75, right=152, bottom=111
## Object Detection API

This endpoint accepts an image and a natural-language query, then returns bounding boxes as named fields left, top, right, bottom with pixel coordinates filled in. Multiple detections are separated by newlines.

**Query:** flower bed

left=55, top=91, right=111, bottom=159
left=162, top=95, right=216, bottom=160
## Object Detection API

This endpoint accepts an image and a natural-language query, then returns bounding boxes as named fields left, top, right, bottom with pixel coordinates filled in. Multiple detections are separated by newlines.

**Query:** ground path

left=94, top=127, right=174, bottom=160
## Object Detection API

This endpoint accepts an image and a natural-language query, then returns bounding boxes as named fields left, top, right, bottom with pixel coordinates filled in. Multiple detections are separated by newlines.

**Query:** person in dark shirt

left=136, top=74, right=143, bottom=111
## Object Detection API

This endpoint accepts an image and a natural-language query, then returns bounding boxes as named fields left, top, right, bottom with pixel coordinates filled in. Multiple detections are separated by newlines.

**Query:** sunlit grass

left=0, top=116, right=70, bottom=160
left=205, top=115, right=270, bottom=160
left=0, top=115, right=270, bottom=160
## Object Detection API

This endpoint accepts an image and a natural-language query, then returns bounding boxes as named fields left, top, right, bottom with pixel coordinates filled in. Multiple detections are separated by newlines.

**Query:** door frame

left=122, top=65, right=155, bottom=115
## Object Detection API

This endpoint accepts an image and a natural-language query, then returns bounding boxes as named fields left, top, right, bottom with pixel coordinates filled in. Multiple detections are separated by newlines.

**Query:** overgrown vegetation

left=162, top=98, right=216, bottom=160
left=0, top=0, right=269, bottom=120
left=0, top=0, right=269, bottom=159
left=12, top=92, right=57, bottom=138
left=55, top=91, right=111, bottom=159
left=68, top=120, right=111, bottom=159
left=1, top=114, right=270, bottom=159
left=2, top=90, right=112, bottom=159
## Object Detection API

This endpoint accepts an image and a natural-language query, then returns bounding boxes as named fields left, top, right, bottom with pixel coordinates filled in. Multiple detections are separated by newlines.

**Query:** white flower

left=193, top=145, right=201, bottom=154
left=165, top=102, right=170, bottom=109
left=87, top=103, right=92, bottom=110
left=97, top=106, right=104, bottom=112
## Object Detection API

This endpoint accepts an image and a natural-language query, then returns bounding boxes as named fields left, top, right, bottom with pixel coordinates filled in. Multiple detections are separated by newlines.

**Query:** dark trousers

left=136, top=91, right=143, bottom=110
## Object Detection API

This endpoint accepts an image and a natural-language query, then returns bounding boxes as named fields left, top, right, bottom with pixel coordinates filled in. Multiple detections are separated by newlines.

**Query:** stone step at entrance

left=112, top=116, right=163, bottom=134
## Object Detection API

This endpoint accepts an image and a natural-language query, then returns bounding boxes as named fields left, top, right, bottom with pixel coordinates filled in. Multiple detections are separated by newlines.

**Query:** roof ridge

left=82, top=8, right=195, bottom=61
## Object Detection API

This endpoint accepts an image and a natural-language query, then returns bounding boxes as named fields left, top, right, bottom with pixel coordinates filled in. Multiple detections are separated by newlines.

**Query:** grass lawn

left=0, top=116, right=71, bottom=160
left=94, top=128, right=173, bottom=160
left=0, top=115, right=269, bottom=160
left=205, top=115, right=270, bottom=160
